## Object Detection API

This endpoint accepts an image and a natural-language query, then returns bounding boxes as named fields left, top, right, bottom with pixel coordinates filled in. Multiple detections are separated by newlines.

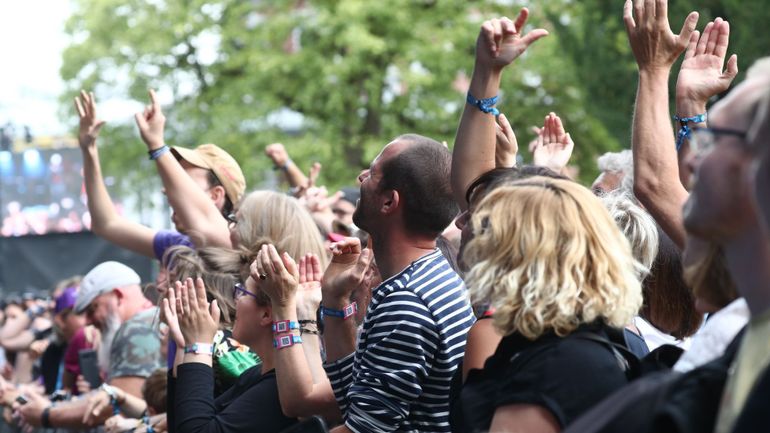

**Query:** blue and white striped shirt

left=325, top=249, right=475, bottom=432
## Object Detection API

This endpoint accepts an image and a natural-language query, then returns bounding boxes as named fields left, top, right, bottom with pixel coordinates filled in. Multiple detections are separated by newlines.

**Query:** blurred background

left=0, top=0, right=767, bottom=290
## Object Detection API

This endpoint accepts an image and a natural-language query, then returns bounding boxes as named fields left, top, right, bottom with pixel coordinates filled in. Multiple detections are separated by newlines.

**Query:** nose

left=357, top=169, right=369, bottom=184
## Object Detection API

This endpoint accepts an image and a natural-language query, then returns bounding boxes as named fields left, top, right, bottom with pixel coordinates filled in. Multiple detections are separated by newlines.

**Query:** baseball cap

left=171, top=144, right=246, bottom=205
left=75, top=262, right=141, bottom=314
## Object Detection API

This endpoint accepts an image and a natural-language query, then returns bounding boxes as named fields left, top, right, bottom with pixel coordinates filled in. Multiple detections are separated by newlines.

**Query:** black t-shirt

left=40, top=340, right=66, bottom=394
left=450, top=323, right=631, bottom=432
left=173, top=363, right=297, bottom=433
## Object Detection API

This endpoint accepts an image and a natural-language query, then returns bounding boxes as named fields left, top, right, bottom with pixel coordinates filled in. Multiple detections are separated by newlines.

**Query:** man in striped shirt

left=322, top=134, right=475, bottom=432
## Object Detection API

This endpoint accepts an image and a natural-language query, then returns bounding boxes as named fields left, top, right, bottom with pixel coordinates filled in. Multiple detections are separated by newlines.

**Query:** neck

left=371, top=229, right=437, bottom=280
left=724, top=223, right=770, bottom=317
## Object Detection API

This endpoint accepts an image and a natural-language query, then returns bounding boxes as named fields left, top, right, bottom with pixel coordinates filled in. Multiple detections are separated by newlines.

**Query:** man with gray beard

left=14, top=261, right=163, bottom=429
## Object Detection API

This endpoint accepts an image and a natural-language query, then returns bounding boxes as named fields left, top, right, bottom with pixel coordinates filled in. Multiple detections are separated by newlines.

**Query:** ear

left=380, top=189, right=400, bottom=215
left=210, top=185, right=227, bottom=210
left=111, top=288, right=124, bottom=304
left=260, top=305, right=273, bottom=327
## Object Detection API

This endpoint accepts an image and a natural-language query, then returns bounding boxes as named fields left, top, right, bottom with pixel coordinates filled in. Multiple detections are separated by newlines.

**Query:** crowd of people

left=0, top=1, right=767, bottom=432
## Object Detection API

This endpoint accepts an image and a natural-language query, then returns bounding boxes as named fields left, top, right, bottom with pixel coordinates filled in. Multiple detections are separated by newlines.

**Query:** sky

left=0, top=1, right=73, bottom=137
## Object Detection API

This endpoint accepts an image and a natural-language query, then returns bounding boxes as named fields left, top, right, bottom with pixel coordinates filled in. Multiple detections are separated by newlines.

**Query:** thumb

left=722, top=54, right=739, bottom=81
left=92, top=120, right=106, bottom=135
left=283, top=252, right=299, bottom=280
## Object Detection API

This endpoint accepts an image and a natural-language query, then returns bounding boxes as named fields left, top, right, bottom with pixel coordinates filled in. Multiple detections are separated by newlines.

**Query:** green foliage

left=60, top=0, right=770, bottom=195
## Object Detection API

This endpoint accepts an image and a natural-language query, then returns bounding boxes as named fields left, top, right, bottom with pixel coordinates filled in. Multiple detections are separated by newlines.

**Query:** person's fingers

left=500, top=16, right=515, bottom=36
left=308, top=162, right=321, bottom=187
left=298, top=255, right=308, bottom=284
left=89, top=92, right=97, bottom=113
left=553, top=114, right=566, bottom=139
left=633, top=0, right=645, bottom=27
left=519, top=29, right=549, bottom=48
left=282, top=251, right=299, bottom=280
left=92, top=120, right=106, bottom=136
left=309, top=254, right=323, bottom=281
left=180, top=280, right=191, bottom=316
left=643, top=0, right=655, bottom=23
left=678, top=11, right=699, bottom=47
left=195, top=277, right=207, bottom=307
left=482, top=21, right=496, bottom=55
left=149, top=89, right=160, bottom=110
left=564, top=133, right=575, bottom=149
left=168, top=286, right=177, bottom=315
left=722, top=54, right=739, bottom=82
left=250, top=258, right=262, bottom=281
left=684, top=30, right=699, bottom=60
left=267, top=244, right=286, bottom=275
left=134, top=112, right=148, bottom=130
left=258, top=245, right=272, bottom=278
left=623, top=0, right=636, bottom=32
left=705, top=17, right=722, bottom=56
left=491, top=18, right=503, bottom=54
left=655, top=0, right=667, bottom=23
left=714, top=19, right=730, bottom=61
left=74, top=97, right=85, bottom=118
left=210, top=299, right=220, bottom=324
left=695, top=21, right=712, bottom=55
left=186, top=278, right=199, bottom=311
left=356, top=249, right=374, bottom=280
left=513, top=8, right=529, bottom=33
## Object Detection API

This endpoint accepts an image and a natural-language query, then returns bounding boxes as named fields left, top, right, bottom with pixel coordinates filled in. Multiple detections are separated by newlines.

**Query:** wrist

left=469, top=63, right=503, bottom=99
left=638, top=67, right=671, bottom=81
left=675, top=100, right=707, bottom=118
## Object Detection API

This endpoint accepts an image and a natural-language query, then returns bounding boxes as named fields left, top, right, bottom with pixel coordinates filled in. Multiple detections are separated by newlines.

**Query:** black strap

left=570, top=330, right=639, bottom=376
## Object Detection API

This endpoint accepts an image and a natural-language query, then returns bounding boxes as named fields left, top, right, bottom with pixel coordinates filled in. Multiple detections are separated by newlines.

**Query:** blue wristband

left=148, top=145, right=170, bottom=160
left=674, top=113, right=707, bottom=151
left=466, top=92, right=500, bottom=116
left=320, top=302, right=358, bottom=320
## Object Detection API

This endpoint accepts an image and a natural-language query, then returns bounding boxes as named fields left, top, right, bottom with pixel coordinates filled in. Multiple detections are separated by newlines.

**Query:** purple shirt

left=153, top=230, right=194, bottom=262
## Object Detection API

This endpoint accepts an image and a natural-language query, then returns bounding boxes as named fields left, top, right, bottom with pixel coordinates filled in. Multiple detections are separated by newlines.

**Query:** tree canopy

left=60, top=0, right=769, bottom=203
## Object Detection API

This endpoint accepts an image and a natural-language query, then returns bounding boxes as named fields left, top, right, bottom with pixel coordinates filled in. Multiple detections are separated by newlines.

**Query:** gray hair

left=601, top=190, right=659, bottom=278
left=597, top=149, right=634, bottom=193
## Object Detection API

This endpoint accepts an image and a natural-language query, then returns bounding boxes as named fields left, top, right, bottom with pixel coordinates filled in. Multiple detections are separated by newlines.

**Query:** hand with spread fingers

left=533, top=112, right=575, bottom=173
left=134, top=89, right=167, bottom=151
left=251, top=244, right=301, bottom=308
left=623, top=0, right=699, bottom=71
left=161, top=283, right=186, bottom=348
left=476, top=9, right=549, bottom=72
left=74, top=90, right=106, bottom=149
left=176, top=278, right=220, bottom=347
left=495, top=113, right=518, bottom=168
left=296, top=254, right=324, bottom=320
left=676, top=17, right=738, bottom=107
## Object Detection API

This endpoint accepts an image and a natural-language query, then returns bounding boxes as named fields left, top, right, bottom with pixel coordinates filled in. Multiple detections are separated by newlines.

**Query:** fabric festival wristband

left=148, top=145, right=170, bottom=160
left=183, top=343, right=215, bottom=355
left=273, top=334, right=302, bottom=349
left=321, top=302, right=357, bottom=320
left=466, top=92, right=500, bottom=116
left=674, top=113, right=707, bottom=151
left=272, top=320, right=300, bottom=333
left=100, top=383, right=121, bottom=415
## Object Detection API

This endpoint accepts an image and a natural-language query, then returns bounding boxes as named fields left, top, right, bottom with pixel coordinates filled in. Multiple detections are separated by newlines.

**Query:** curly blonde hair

left=464, top=177, right=643, bottom=339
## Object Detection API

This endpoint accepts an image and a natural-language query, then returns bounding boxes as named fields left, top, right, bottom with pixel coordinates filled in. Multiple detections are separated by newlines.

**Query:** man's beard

left=98, top=311, right=123, bottom=373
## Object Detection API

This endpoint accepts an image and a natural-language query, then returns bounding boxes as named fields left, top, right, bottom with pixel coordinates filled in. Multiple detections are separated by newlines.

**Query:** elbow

left=280, top=400, right=304, bottom=419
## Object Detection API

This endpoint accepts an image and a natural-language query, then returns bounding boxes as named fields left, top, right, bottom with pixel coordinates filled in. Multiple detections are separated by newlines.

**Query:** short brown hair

left=142, top=368, right=168, bottom=414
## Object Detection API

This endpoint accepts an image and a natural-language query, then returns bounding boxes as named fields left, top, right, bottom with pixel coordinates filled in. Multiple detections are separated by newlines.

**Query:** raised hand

left=322, top=237, right=374, bottom=304
left=495, top=113, right=518, bottom=168
left=250, top=244, right=300, bottom=308
left=74, top=90, right=106, bottom=149
left=134, top=89, right=166, bottom=151
left=676, top=18, right=738, bottom=106
left=265, top=143, right=290, bottom=168
left=476, top=9, right=549, bottom=71
left=624, top=0, right=698, bottom=71
left=296, top=254, right=323, bottom=320
left=177, top=278, right=220, bottom=345
left=161, top=284, right=185, bottom=347
left=533, top=113, right=574, bottom=173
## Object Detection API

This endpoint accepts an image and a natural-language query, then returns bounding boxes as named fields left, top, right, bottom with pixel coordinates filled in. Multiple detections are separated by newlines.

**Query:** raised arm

left=532, top=112, right=575, bottom=175
left=134, top=90, right=231, bottom=249
left=675, top=18, right=738, bottom=186
left=254, top=247, right=341, bottom=421
left=75, top=91, right=156, bottom=258
left=451, top=10, right=548, bottom=209
left=265, top=143, right=309, bottom=188
left=624, top=0, right=698, bottom=249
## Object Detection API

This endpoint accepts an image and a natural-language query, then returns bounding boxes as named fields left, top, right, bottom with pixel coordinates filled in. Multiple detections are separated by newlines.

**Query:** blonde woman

left=453, top=177, right=643, bottom=433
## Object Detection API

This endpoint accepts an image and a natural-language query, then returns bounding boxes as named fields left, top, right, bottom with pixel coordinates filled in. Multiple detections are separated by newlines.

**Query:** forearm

left=2, top=331, right=34, bottom=352
left=273, top=304, right=341, bottom=420
left=451, top=62, right=502, bottom=209
left=116, top=389, right=148, bottom=419
left=320, top=298, right=358, bottom=362
left=0, top=314, right=31, bottom=341
left=49, top=396, right=94, bottom=428
left=282, top=162, right=308, bottom=189
left=82, top=146, right=156, bottom=257
left=632, top=69, right=688, bottom=248
left=675, top=98, right=707, bottom=188
left=153, top=153, right=231, bottom=248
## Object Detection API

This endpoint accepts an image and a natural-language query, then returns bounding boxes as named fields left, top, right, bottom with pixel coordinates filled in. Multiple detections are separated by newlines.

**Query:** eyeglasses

left=233, top=283, right=258, bottom=301
left=226, top=213, right=238, bottom=229
left=690, top=127, right=746, bottom=155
